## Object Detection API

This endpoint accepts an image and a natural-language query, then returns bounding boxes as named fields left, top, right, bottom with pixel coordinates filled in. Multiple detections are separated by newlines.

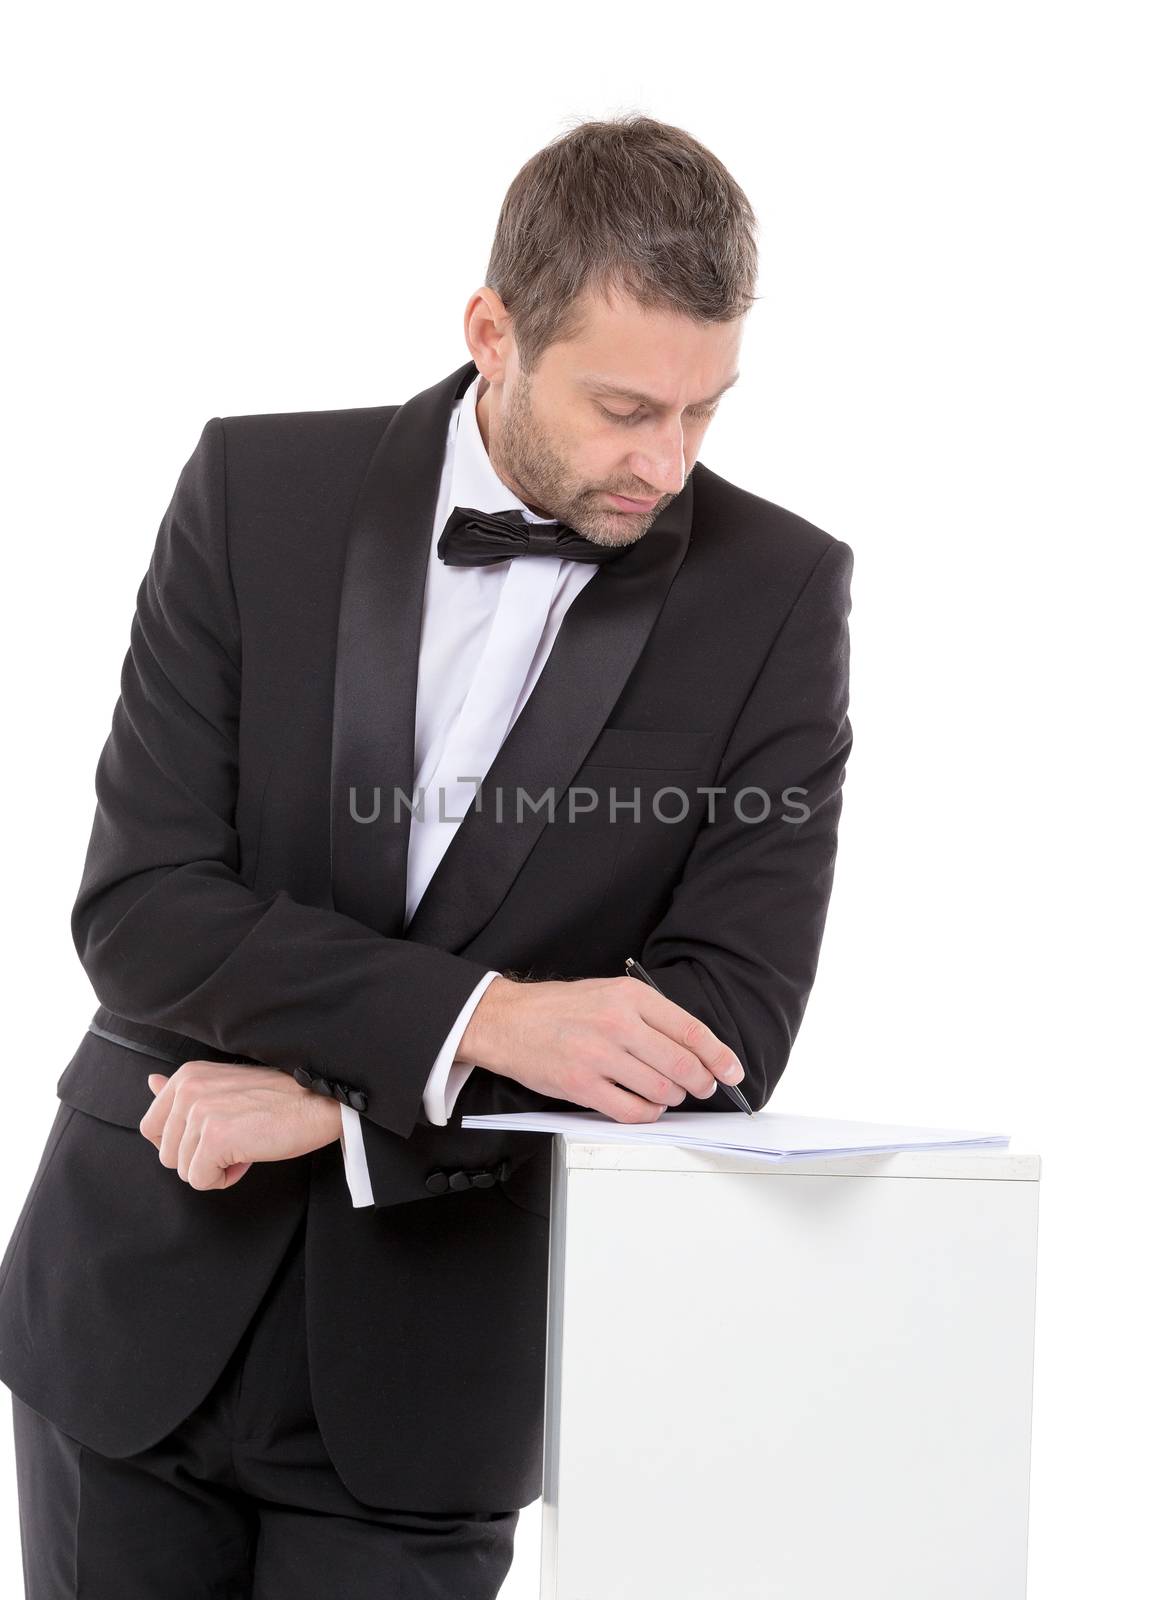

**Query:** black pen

left=624, top=956, right=755, bottom=1115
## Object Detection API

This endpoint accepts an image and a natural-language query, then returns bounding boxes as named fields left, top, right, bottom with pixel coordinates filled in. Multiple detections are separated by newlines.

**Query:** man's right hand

left=457, top=975, right=745, bottom=1123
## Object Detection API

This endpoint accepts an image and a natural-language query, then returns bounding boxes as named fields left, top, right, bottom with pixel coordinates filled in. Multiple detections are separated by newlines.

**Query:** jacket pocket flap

left=56, top=1026, right=176, bottom=1130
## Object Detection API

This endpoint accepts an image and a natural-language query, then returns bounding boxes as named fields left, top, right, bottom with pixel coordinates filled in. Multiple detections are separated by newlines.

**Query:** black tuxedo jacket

left=0, top=358, right=852, bottom=1511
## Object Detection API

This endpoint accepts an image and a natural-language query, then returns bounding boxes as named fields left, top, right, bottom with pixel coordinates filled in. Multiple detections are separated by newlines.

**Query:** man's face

left=473, top=287, right=743, bottom=548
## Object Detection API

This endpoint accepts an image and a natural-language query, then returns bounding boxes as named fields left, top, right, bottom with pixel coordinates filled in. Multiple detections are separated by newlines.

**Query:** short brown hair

left=485, top=113, right=759, bottom=374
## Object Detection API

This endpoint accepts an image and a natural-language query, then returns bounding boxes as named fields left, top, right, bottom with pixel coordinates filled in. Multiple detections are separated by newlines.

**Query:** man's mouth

left=604, top=491, right=661, bottom=513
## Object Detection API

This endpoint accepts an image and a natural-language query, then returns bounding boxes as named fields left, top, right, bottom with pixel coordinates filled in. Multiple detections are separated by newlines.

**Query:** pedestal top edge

left=555, top=1138, right=1041, bottom=1181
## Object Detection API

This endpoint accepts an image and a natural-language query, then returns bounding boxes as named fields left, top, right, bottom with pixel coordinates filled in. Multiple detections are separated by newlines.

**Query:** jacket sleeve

left=450, top=534, right=854, bottom=1121
left=69, top=417, right=495, bottom=1142
left=337, top=972, right=494, bottom=1206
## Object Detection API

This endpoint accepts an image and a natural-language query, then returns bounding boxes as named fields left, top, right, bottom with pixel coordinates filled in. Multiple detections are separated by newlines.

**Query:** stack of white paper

left=460, top=1109, right=1011, bottom=1159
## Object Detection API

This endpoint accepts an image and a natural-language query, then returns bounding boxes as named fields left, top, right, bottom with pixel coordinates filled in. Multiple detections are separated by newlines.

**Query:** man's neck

left=469, top=374, right=553, bottom=520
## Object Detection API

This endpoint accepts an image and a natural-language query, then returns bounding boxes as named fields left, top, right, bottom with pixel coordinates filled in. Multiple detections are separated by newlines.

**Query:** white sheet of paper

left=460, top=1108, right=1010, bottom=1158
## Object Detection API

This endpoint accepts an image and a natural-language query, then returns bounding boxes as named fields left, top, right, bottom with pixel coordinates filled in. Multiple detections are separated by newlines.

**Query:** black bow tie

left=437, top=505, right=626, bottom=568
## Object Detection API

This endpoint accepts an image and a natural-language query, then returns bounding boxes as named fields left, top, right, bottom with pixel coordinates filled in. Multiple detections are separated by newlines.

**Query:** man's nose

left=627, top=426, right=686, bottom=497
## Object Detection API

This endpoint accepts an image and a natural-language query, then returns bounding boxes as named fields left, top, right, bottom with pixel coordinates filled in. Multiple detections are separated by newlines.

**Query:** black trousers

left=9, top=1210, right=519, bottom=1599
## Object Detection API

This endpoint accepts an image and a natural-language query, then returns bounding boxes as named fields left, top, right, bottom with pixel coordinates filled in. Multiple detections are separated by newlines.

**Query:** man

left=0, top=113, right=852, bottom=1596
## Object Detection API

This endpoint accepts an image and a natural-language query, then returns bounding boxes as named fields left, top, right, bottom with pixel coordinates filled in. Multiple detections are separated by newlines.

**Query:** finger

left=618, top=1022, right=720, bottom=1100
left=158, top=1100, right=190, bottom=1172
left=176, top=1109, right=201, bottom=1184
left=599, top=1045, right=701, bottom=1107
left=591, top=1076, right=668, bottom=1124
left=139, top=1075, right=175, bottom=1144
left=184, top=1115, right=230, bottom=1192
left=627, top=983, right=744, bottom=1086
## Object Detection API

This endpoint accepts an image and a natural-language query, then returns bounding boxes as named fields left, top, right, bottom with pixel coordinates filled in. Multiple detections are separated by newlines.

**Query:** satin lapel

left=329, top=355, right=696, bottom=952
left=329, top=358, right=478, bottom=936
left=404, top=472, right=694, bottom=953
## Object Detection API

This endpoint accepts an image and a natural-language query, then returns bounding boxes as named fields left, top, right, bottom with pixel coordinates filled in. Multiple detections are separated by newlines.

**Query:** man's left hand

left=139, top=1060, right=344, bottom=1192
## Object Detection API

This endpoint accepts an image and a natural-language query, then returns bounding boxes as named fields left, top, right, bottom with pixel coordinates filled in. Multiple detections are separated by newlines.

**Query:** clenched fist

left=139, top=1059, right=343, bottom=1192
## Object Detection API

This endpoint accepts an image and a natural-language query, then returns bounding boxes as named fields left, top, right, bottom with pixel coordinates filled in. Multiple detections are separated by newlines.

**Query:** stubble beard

left=490, top=375, right=668, bottom=549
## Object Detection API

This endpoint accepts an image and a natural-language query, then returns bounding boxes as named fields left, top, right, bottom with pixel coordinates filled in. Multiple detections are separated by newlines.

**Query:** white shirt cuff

left=338, top=1101, right=375, bottom=1208
left=421, top=969, right=501, bottom=1124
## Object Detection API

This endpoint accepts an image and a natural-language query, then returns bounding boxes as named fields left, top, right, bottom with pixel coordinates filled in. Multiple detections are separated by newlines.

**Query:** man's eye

left=598, top=405, right=718, bottom=426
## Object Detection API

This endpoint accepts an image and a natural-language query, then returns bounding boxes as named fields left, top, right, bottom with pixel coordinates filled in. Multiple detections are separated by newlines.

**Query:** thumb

left=147, top=1073, right=168, bottom=1093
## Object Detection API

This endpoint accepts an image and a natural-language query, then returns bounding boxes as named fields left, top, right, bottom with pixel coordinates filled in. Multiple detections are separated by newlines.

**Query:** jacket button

left=311, top=1076, right=334, bottom=1097
left=425, top=1171, right=449, bottom=1195
left=448, top=1170, right=472, bottom=1192
left=347, top=1089, right=368, bottom=1112
left=292, top=1067, right=314, bottom=1088
left=332, top=1082, right=350, bottom=1106
left=470, top=1171, right=495, bottom=1188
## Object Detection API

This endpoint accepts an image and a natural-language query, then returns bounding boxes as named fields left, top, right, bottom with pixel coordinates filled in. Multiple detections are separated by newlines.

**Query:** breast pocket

left=573, top=725, right=715, bottom=831
left=579, top=726, right=713, bottom=772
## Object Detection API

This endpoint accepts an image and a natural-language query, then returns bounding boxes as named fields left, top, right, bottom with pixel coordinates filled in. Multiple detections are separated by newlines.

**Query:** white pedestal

left=539, top=1137, right=1040, bottom=1600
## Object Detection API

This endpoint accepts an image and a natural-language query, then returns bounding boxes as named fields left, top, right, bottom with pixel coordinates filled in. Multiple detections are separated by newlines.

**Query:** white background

left=1, top=3, right=1147, bottom=1594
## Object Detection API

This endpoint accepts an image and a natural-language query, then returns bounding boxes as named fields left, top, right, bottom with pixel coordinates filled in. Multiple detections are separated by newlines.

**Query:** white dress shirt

left=337, top=373, right=600, bottom=1206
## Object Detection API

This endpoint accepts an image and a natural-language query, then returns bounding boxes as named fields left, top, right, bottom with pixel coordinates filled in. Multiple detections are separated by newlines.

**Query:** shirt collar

left=449, top=374, right=557, bottom=526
